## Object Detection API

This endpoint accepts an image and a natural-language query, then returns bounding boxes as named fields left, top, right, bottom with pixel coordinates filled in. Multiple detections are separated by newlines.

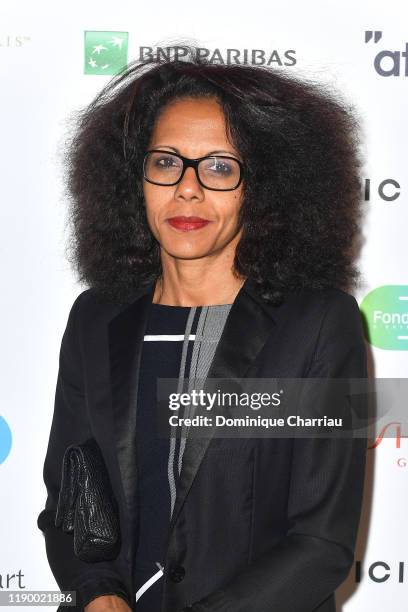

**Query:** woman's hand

left=84, top=594, right=132, bottom=611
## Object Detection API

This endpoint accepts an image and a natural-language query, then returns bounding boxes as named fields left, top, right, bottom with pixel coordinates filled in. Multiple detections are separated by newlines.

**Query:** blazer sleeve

left=187, top=291, right=368, bottom=612
left=36, top=292, right=132, bottom=611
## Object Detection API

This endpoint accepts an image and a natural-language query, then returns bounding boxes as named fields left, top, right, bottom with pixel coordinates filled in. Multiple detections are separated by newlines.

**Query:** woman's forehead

left=149, top=98, right=238, bottom=155
left=153, top=97, right=224, bottom=130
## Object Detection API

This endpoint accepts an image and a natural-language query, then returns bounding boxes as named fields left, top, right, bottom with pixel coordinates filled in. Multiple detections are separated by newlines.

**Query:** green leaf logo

left=84, top=31, right=128, bottom=75
left=360, top=285, right=408, bottom=350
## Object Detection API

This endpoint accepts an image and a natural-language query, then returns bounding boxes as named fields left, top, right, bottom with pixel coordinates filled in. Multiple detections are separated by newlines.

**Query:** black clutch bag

left=55, top=437, right=121, bottom=563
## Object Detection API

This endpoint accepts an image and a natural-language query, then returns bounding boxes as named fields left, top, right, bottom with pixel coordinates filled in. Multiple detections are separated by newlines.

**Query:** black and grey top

left=133, top=301, right=232, bottom=611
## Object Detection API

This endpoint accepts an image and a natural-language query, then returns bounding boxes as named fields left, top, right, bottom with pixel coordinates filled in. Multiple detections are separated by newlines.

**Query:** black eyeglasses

left=143, top=150, right=244, bottom=191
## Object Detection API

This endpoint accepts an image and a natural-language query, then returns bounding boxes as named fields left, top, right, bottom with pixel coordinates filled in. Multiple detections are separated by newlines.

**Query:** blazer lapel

left=108, top=281, right=156, bottom=528
left=168, top=277, right=277, bottom=534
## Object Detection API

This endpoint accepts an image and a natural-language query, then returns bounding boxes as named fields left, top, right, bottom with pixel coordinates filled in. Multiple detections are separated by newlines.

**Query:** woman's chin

left=161, top=241, right=217, bottom=259
left=161, top=245, right=213, bottom=261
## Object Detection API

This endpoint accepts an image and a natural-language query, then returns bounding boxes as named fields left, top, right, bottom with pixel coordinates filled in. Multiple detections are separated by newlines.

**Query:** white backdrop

left=0, top=1, right=407, bottom=610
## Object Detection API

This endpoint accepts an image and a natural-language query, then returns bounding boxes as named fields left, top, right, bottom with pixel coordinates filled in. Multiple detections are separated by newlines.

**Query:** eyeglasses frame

left=142, top=149, right=244, bottom=192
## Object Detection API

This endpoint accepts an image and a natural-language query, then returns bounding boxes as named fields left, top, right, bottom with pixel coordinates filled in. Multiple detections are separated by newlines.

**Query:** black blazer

left=37, top=277, right=368, bottom=612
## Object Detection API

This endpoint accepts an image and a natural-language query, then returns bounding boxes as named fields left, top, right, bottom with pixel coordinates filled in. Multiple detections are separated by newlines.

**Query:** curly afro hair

left=64, top=45, right=365, bottom=306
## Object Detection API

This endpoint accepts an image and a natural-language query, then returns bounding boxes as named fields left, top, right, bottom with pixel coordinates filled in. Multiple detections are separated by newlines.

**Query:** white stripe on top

left=143, top=334, right=196, bottom=341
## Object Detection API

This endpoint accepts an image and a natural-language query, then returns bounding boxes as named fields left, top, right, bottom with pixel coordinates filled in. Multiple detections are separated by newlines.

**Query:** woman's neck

left=152, top=273, right=247, bottom=307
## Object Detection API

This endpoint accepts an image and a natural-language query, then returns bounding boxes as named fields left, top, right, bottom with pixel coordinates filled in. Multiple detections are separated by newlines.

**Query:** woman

left=37, top=47, right=367, bottom=612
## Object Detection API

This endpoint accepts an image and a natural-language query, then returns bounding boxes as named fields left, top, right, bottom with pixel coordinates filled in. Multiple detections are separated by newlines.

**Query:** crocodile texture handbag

left=55, top=437, right=121, bottom=563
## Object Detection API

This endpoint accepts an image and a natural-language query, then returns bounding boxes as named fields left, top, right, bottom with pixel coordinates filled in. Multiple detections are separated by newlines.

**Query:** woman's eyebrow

left=152, top=145, right=239, bottom=158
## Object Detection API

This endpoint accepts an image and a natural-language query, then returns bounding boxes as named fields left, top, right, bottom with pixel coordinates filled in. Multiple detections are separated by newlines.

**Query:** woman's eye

left=208, top=161, right=232, bottom=174
left=156, top=156, right=177, bottom=168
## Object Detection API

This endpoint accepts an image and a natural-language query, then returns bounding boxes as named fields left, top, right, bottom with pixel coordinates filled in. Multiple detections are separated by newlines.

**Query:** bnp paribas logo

left=84, top=31, right=128, bottom=75
left=360, top=286, right=408, bottom=350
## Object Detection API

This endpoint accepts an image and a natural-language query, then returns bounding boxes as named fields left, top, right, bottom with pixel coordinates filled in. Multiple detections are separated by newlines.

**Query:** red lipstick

left=167, top=216, right=211, bottom=231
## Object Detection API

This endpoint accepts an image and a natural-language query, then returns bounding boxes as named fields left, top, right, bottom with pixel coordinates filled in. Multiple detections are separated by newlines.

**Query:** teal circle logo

left=0, top=416, right=12, bottom=464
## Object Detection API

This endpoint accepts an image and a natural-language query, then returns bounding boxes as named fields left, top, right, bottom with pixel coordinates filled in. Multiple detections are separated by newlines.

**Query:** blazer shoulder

left=67, top=287, right=126, bottom=330
left=276, top=287, right=364, bottom=351
left=308, top=287, right=362, bottom=326
left=70, top=287, right=94, bottom=310
left=280, top=286, right=360, bottom=324
left=293, top=286, right=358, bottom=309
left=296, top=287, right=365, bottom=353
left=68, top=287, right=99, bottom=319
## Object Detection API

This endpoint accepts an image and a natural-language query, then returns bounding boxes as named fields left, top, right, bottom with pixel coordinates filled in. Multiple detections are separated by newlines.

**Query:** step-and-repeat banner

left=1, top=1, right=407, bottom=610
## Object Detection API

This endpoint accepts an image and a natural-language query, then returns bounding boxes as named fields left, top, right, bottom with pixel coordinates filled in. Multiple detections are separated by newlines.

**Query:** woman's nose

left=174, top=167, right=204, bottom=199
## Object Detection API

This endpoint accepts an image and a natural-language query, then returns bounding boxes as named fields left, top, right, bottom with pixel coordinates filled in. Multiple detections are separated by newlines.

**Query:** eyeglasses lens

left=144, top=152, right=241, bottom=190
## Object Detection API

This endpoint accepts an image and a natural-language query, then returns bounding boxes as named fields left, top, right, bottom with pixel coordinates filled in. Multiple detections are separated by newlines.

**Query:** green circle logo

left=360, top=285, right=408, bottom=350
